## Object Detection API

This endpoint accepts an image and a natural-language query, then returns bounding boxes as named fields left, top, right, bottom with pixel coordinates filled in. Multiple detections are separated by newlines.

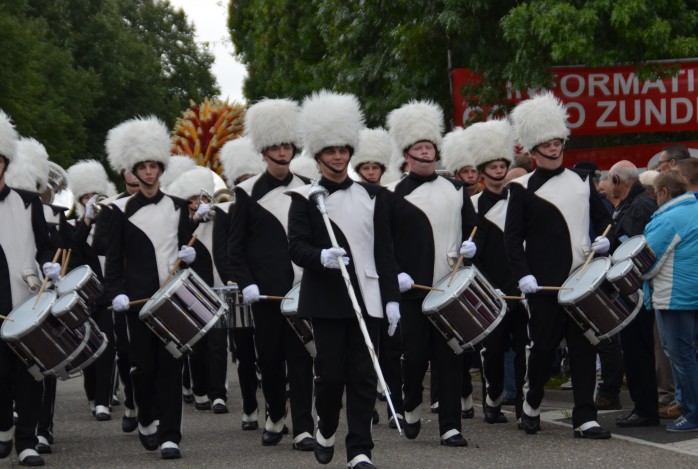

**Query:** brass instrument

left=43, top=162, right=75, bottom=214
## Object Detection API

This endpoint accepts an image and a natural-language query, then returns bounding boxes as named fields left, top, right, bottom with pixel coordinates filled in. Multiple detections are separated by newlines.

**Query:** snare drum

left=57, top=265, right=104, bottom=304
left=52, top=290, right=90, bottom=329
left=606, top=258, right=643, bottom=299
left=280, top=283, right=316, bottom=358
left=559, top=257, right=643, bottom=345
left=212, top=284, right=254, bottom=329
left=1, top=292, right=108, bottom=381
left=611, top=235, right=656, bottom=273
left=422, top=266, right=507, bottom=353
left=139, top=269, right=227, bottom=358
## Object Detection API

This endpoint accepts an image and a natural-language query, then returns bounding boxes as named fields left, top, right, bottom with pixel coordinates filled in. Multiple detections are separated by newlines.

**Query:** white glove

left=85, top=194, right=98, bottom=219
left=397, top=272, right=414, bottom=293
left=22, top=270, right=41, bottom=292
left=194, top=203, right=213, bottom=222
left=112, top=294, right=130, bottom=312
left=386, top=301, right=401, bottom=337
left=42, top=262, right=61, bottom=281
left=320, top=247, right=350, bottom=269
left=591, top=236, right=610, bottom=254
left=518, top=275, right=541, bottom=294
left=459, top=240, right=477, bottom=259
left=178, top=245, right=196, bottom=264
left=242, top=284, right=260, bottom=305
left=494, top=288, right=504, bottom=297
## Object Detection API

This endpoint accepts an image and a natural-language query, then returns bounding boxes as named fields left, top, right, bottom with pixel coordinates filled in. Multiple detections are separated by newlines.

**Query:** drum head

left=52, top=291, right=80, bottom=315
left=1, top=291, right=57, bottom=340
left=423, top=268, right=474, bottom=312
left=281, top=283, right=301, bottom=316
left=57, top=265, right=93, bottom=295
left=607, top=258, right=635, bottom=283
left=611, top=235, right=646, bottom=263
left=559, top=257, right=611, bottom=304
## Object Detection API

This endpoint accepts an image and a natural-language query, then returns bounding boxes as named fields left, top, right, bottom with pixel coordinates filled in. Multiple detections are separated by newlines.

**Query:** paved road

left=3, top=368, right=698, bottom=469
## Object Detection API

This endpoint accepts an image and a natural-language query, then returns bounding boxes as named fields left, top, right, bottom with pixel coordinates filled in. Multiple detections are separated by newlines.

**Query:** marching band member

left=443, top=120, right=528, bottom=425
left=167, top=167, right=229, bottom=414
left=227, top=99, right=315, bottom=450
left=218, top=137, right=266, bottom=430
left=289, top=90, right=401, bottom=469
left=386, top=100, right=477, bottom=447
left=505, top=92, right=613, bottom=439
left=0, top=110, right=54, bottom=467
left=67, top=160, right=118, bottom=423
left=104, top=116, right=196, bottom=459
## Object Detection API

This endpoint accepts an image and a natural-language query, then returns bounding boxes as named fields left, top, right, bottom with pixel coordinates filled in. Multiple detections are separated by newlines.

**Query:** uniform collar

left=320, top=176, right=353, bottom=194
left=263, top=170, right=294, bottom=188
left=134, top=190, right=164, bottom=205
left=406, top=171, right=438, bottom=183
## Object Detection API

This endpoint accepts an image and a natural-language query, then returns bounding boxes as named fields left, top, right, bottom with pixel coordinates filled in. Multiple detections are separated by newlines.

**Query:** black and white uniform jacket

left=504, top=166, right=613, bottom=288
left=387, top=172, right=478, bottom=300
left=288, top=178, right=400, bottom=320
left=228, top=172, right=308, bottom=296
left=471, top=188, right=517, bottom=296
left=42, top=204, right=75, bottom=254
left=190, top=202, right=232, bottom=288
left=105, top=191, right=194, bottom=303
left=0, top=186, right=53, bottom=312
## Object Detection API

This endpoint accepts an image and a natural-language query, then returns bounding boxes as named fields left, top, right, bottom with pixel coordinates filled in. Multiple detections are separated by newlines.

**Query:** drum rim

left=280, top=283, right=301, bottom=316
left=559, top=257, right=611, bottom=304
left=422, top=267, right=475, bottom=312
left=57, top=264, right=95, bottom=295
left=1, top=291, right=57, bottom=339
left=51, top=290, right=81, bottom=314
left=611, top=235, right=647, bottom=263
left=139, top=269, right=191, bottom=319
left=606, top=258, right=636, bottom=282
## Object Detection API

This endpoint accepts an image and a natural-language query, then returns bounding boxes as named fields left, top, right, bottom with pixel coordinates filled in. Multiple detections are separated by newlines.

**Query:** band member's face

left=263, top=143, right=294, bottom=166
left=531, top=139, right=564, bottom=170
left=456, top=166, right=479, bottom=185
left=405, top=141, right=436, bottom=176
left=358, top=163, right=383, bottom=184
left=187, top=195, right=199, bottom=216
left=134, top=161, right=162, bottom=186
left=123, top=170, right=140, bottom=194
left=79, top=192, right=96, bottom=208
left=318, top=146, right=350, bottom=175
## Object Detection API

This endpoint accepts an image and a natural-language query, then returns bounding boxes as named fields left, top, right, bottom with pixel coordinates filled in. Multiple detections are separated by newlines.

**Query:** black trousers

left=125, top=310, right=183, bottom=445
left=480, top=300, right=528, bottom=418
left=312, top=316, right=378, bottom=462
left=377, top=318, right=403, bottom=416
left=113, top=312, right=135, bottom=410
left=0, top=340, right=42, bottom=454
left=190, top=328, right=228, bottom=402
left=229, top=327, right=259, bottom=416
left=524, top=295, right=597, bottom=427
left=596, top=334, right=624, bottom=397
left=252, top=301, right=314, bottom=437
left=401, top=299, right=463, bottom=436
left=83, top=307, right=116, bottom=408
left=620, top=306, right=658, bottom=419
left=37, top=375, right=56, bottom=441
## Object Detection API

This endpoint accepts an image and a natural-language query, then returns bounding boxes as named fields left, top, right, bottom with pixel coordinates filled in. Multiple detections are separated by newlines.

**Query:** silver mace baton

left=308, top=181, right=403, bottom=435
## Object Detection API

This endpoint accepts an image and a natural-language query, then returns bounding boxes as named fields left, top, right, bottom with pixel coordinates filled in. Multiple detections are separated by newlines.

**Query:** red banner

left=564, top=140, right=698, bottom=170
left=452, top=62, right=698, bottom=135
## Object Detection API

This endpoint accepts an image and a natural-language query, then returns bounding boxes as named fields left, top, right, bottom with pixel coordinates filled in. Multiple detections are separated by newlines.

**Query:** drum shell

left=213, top=286, right=252, bottom=329
left=51, top=291, right=90, bottom=329
left=64, top=320, right=108, bottom=375
left=58, top=265, right=104, bottom=304
left=611, top=235, right=657, bottom=273
left=607, top=260, right=643, bottom=298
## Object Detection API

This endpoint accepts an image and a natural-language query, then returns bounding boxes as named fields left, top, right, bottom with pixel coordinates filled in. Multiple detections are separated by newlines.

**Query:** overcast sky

left=169, top=0, right=247, bottom=103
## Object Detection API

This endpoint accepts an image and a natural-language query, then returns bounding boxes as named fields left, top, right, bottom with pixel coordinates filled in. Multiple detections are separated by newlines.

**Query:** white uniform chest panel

left=485, top=199, right=508, bottom=233
left=42, top=205, right=61, bottom=226
left=194, top=220, right=222, bottom=286
left=1, top=192, right=38, bottom=307
left=533, top=169, right=591, bottom=271
left=405, top=177, right=463, bottom=283
left=129, top=197, right=180, bottom=287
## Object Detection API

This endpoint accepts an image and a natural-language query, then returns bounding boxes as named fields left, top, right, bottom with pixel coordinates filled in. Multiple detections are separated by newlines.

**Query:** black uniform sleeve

left=373, top=190, right=400, bottom=305
left=177, top=199, right=196, bottom=260
left=30, top=197, right=54, bottom=265
left=227, top=189, right=257, bottom=288
left=104, top=206, right=126, bottom=300
left=213, top=206, right=235, bottom=284
left=504, top=183, right=531, bottom=281
left=461, top=190, right=478, bottom=266
left=588, top=176, right=615, bottom=247
left=287, top=193, right=324, bottom=271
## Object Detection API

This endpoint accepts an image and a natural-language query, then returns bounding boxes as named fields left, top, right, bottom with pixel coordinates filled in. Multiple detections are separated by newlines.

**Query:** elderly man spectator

left=656, top=144, right=690, bottom=172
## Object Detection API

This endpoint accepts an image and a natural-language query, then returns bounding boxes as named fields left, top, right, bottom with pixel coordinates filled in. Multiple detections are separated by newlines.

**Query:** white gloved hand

left=242, top=284, right=260, bottom=305
left=518, top=275, right=541, bottom=294
left=320, top=247, right=350, bottom=269
left=494, top=288, right=504, bottom=297
left=459, top=240, right=477, bottom=259
left=194, top=203, right=213, bottom=222
left=397, top=272, right=414, bottom=293
left=178, top=245, right=196, bottom=264
left=22, top=271, right=41, bottom=292
left=591, top=236, right=610, bottom=254
left=85, top=194, right=98, bottom=220
left=112, top=294, right=130, bottom=312
left=42, top=262, right=61, bottom=281
left=386, top=301, right=401, bottom=337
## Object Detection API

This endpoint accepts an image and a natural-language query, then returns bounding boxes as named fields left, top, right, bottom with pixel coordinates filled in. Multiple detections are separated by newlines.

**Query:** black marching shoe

left=616, top=410, right=659, bottom=428
left=573, top=425, right=611, bottom=439
left=388, top=415, right=405, bottom=430
left=483, top=404, right=508, bottom=424
left=18, top=450, right=45, bottom=467
left=461, top=407, right=475, bottom=419
left=261, top=429, right=283, bottom=446
left=292, top=436, right=315, bottom=451
left=0, top=439, right=12, bottom=459
left=212, top=399, right=228, bottom=414
left=195, top=401, right=211, bottom=411
left=242, top=420, right=259, bottom=431
left=138, top=431, right=159, bottom=451
left=122, top=415, right=138, bottom=433
left=403, top=419, right=421, bottom=440
left=313, top=441, right=334, bottom=465
left=35, top=436, right=51, bottom=454
left=520, top=413, right=541, bottom=435
left=440, top=433, right=468, bottom=447
left=352, top=462, right=377, bottom=469
left=160, top=443, right=181, bottom=460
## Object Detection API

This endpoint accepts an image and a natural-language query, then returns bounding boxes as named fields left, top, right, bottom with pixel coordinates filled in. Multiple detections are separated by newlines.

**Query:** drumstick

left=538, top=286, right=573, bottom=291
left=412, top=284, right=444, bottom=292
left=576, top=224, right=612, bottom=280
left=501, top=295, right=525, bottom=300
left=33, top=248, right=62, bottom=308
left=164, top=234, right=198, bottom=284
left=259, top=295, right=293, bottom=301
left=0, top=315, right=13, bottom=321
left=107, top=298, right=151, bottom=311
left=60, top=249, right=72, bottom=277
left=61, top=249, right=68, bottom=268
left=448, top=226, right=478, bottom=287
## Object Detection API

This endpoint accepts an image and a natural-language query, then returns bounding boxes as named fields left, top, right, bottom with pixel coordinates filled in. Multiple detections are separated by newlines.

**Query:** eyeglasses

left=658, top=158, right=673, bottom=164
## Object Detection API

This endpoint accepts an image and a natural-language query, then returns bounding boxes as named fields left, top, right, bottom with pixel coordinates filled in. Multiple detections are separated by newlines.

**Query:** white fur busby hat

left=219, top=136, right=265, bottom=185
left=0, top=110, right=18, bottom=164
left=290, top=151, right=321, bottom=180
left=160, top=155, right=196, bottom=190
left=166, top=167, right=215, bottom=201
left=510, top=91, right=570, bottom=153
left=443, top=120, right=514, bottom=173
left=67, top=160, right=111, bottom=198
left=6, top=137, right=50, bottom=192
left=105, top=116, right=171, bottom=173
left=352, top=128, right=396, bottom=172
left=387, top=100, right=444, bottom=153
left=298, top=90, right=364, bottom=159
left=245, top=98, right=299, bottom=152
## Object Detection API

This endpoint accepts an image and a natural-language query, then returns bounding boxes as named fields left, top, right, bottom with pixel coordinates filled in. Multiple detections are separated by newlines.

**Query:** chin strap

left=318, top=158, right=346, bottom=174
left=481, top=170, right=507, bottom=182
left=265, top=154, right=291, bottom=166
left=406, top=152, right=437, bottom=164
left=133, top=174, right=158, bottom=188
left=533, top=147, right=563, bottom=161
